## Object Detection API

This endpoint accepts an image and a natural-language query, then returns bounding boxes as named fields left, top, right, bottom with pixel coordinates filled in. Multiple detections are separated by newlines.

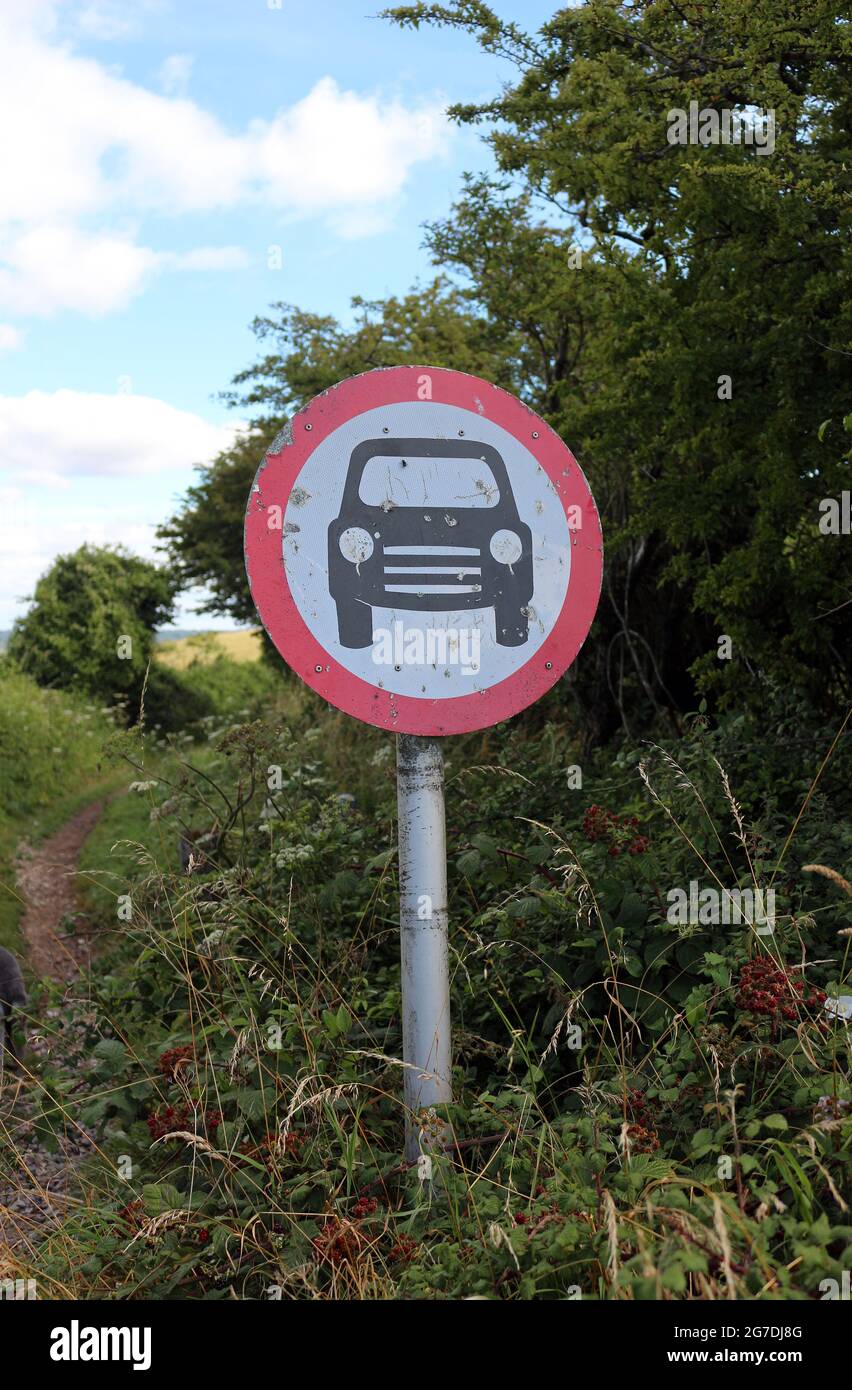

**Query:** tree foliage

left=8, top=544, right=176, bottom=715
left=385, top=0, right=851, bottom=730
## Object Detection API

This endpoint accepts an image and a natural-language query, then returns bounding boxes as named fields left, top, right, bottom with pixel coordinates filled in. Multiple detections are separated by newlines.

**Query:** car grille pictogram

left=381, top=545, right=482, bottom=593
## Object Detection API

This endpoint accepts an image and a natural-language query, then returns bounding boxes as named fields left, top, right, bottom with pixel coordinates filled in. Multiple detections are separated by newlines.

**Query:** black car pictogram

left=328, top=438, right=533, bottom=649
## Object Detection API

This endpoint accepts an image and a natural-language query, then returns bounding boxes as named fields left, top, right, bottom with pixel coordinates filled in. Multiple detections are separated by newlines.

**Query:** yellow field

left=157, top=629, right=264, bottom=668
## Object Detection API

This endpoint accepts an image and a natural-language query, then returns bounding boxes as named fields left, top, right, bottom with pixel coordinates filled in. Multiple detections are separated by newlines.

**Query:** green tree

left=8, top=545, right=177, bottom=715
left=385, top=0, right=851, bottom=729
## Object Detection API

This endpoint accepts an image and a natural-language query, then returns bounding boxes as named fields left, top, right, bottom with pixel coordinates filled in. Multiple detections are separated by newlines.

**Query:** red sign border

left=244, top=365, right=602, bottom=735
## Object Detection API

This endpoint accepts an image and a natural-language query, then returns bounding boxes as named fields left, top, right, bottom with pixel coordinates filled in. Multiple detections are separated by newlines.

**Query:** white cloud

left=0, top=0, right=58, bottom=32
left=0, top=52, right=447, bottom=224
left=74, top=2, right=139, bottom=41
left=0, top=227, right=250, bottom=318
left=157, top=53, right=194, bottom=97
left=0, top=6, right=451, bottom=318
left=0, top=389, right=240, bottom=478
left=0, top=324, right=22, bottom=352
left=252, top=78, right=450, bottom=213
left=0, top=226, right=161, bottom=317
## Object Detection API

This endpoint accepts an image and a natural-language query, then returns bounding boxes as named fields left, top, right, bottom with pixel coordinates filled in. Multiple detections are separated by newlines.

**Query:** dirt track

left=14, top=799, right=104, bottom=980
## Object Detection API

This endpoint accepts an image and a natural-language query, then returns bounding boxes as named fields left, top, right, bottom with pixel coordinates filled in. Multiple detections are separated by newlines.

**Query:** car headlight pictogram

left=339, top=526, right=374, bottom=564
left=489, top=529, right=523, bottom=566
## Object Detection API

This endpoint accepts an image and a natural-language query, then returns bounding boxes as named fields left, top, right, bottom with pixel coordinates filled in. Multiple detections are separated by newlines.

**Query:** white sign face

left=245, top=366, right=603, bottom=736
left=283, top=400, right=571, bottom=701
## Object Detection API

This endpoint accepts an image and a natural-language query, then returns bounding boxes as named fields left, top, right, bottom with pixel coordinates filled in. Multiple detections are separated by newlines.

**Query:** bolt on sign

left=245, top=366, right=602, bottom=733
left=245, top=366, right=602, bottom=1162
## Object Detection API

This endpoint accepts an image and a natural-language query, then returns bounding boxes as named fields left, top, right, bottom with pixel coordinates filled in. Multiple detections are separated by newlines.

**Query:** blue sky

left=0, top=0, right=557, bottom=628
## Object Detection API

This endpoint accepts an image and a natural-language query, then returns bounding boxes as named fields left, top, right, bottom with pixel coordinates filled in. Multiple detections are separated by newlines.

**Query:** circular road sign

left=244, top=366, right=602, bottom=735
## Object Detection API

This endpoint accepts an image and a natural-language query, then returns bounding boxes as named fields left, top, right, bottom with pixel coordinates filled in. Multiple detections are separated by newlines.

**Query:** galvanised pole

left=396, top=733, right=452, bottom=1164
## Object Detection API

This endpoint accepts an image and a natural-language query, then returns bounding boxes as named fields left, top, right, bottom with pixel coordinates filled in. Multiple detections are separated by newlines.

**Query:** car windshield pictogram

left=358, top=454, right=500, bottom=508
left=328, top=437, right=533, bottom=649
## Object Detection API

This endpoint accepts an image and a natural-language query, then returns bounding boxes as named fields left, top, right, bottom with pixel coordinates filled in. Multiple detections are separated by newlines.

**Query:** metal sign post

left=396, top=734, right=452, bottom=1162
left=244, top=365, right=603, bottom=1162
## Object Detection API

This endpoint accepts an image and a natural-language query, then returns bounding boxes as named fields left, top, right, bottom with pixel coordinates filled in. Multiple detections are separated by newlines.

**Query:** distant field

left=157, top=629, right=264, bottom=668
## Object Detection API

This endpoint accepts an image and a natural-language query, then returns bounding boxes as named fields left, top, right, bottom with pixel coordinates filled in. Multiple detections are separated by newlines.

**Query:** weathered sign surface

left=245, top=365, right=602, bottom=734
